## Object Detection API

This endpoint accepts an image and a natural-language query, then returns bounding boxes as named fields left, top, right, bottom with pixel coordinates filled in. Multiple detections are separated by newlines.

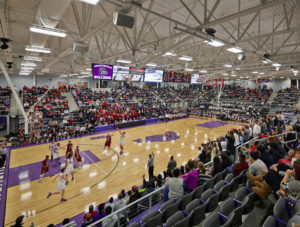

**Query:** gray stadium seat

left=273, top=197, right=294, bottom=222
left=222, top=169, right=228, bottom=179
left=294, top=199, right=300, bottom=213
left=165, top=211, right=185, bottom=227
left=214, top=172, right=223, bottom=184
left=202, top=212, right=234, bottom=227
left=218, top=182, right=231, bottom=202
left=142, top=211, right=164, bottom=227
left=205, top=178, right=215, bottom=190
left=128, top=222, right=140, bottom=227
left=190, top=202, right=207, bottom=226
left=193, top=184, right=205, bottom=198
left=173, top=211, right=193, bottom=227
left=180, top=192, right=193, bottom=210
left=160, top=199, right=175, bottom=211
left=234, top=187, right=255, bottom=214
left=204, top=189, right=222, bottom=212
left=214, top=180, right=225, bottom=191
left=185, top=199, right=201, bottom=213
left=163, top=200, right=180, bottom=222
left=262, top=216, right=276, bottom=227
left=241, top=192, right=255, bottom=214
left=230, top=176, right=240, bottom=192
left=287, top=213, right=300, bottom=227
left=234, top=186, right=248, bottom=201
left=225, top=173, right=234, bottom=182
left=201, top=189, right=214, bottom=201
left=141, top=209, right=159, bottom=224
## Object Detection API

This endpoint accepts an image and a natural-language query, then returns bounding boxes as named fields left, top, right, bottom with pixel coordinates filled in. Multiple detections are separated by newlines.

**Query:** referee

left=147, top=151, right=155, bottom=180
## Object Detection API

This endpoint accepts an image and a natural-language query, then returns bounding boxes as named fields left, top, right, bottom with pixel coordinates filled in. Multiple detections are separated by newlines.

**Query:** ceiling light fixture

left=81, top=71, right=90, bottom=75
left=24, top=56, right=42, bottom=61
left=259, top=72, right=264, bottom=75
left=146, top=63, right=157, bottom=67
left=78, top=0, right=100, bottom=5
left=199, top=70, right=207, bottom=73
left=231, top=74, right=237, bottom=77
left=227, top=46, right=243, bottom=53
left=179, top=56, right=193, bottom=61
left=20, top=66, right=35, bottom=71
left=276, top=66, right=280, bottom=71
left=184, top=68, right=194, bottom=72
left=272, top=63, right=281, bottom=67
left=30, top=25, right=67, bottom=38
left=222, top=73, right=229, bottom=76
left=116, top=59, right=131, bottom=64
left=203, top=39, right=224, bottom=47
left=224, top=64, right=232, bottom=68
left=163, top=52, right=176, bottom=57
left=21, top=62, right=37, bottom=67
left=86, top=68, right=92, bottom=71
left=25, top=46, right=51, bottom=53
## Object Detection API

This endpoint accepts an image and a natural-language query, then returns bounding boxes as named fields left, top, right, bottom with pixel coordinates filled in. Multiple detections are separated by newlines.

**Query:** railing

left=235, top=131, right=298, bottom=160
left=81, top=160, right=213, bottom=227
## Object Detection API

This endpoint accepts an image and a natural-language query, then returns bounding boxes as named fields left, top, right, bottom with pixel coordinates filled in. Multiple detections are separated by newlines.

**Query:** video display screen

left=92, top=64, right=113, bottom=80
left=163, top=71, right=191, bottom=83
left=191, top=74, right=206, bottom=84
left=144, top=68, right=163, bottom=82
left=113, top=66, right=130, bottom=81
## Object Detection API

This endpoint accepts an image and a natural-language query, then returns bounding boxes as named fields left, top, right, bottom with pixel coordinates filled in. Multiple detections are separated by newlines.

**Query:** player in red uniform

left=66, top=140, right=73, bottom=157
left=74, top=145, right=82, bottom=168
left=38, top=155, right=49, bottom=183
left=103, top=132, right=115, bottom=152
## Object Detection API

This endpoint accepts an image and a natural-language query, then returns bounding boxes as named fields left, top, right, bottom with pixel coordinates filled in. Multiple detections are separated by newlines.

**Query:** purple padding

left=94, top=125, right=115, bottom=132
left=8, top=150, right=100, bottom=188
left=145, top=118, right=158, bottom=124
left=197, top=120, right=228, bottom=129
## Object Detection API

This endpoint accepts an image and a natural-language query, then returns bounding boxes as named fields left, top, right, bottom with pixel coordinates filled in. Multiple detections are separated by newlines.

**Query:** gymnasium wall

left=239, top=78, right=291, bottom=92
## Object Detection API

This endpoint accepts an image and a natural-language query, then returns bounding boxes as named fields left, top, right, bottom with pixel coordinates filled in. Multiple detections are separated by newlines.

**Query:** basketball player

left=66, top=140, right=73, bottom=157
left=103, top=132, right=115, bottom=152
left=49, top=141, right=55, bottom=161
left=47, top=167, right=67, bottom=202
left=53, top=143, right=61, bottom=166
left=74, top=145, right=82, bottom=168
left=65, top=153, right=75, bottom=185
left=38, top=155, right=49, bottom=183
left=118, top=129, right=125, bottom=155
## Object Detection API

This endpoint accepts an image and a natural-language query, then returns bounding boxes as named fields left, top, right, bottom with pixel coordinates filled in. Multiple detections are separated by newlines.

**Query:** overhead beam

left=179, top=0, right=203, bottom=25
left=205, top=0, right=221, bottom=23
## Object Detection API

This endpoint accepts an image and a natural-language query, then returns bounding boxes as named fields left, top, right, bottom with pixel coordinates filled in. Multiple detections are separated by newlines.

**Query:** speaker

left=113, top=12, right=134, bottom=29
left=73, top=42, right=89, bottom=53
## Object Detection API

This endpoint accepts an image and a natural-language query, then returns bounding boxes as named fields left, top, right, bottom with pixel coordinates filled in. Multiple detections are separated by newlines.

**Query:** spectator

left=93, top=203, right=106, bottom=223
left=257, top=145, right=275, bottom=168
left=221, top=152, right=232, bottom=171
left=233, top=153, right=248, bottom=176
left=11, top=215, right=24, bottom=227
left=83, top=205, right=98, bottom=221
left=0, top=143, right=7, bottom=168
left=107, top=197, right=115, bottom=212
left=82, top=213, right=93, bottom=227
left=62, top=218, right=70, bottom=225
left=246, top=151, right=268, bottom=184
left=167, top=156, right=177, bottom=170
left=209, top=156, right=223, bottom=177
left=183, top=162, right=198, bottom=193
left=147, top=152, right=155, bottom=180
left=115, top=193, right=126, bottom=218
left=220, top=137, right=227, bottom=152
left=164, top=168, right=183, bottom=200
left=101, top=206, right=118, bottom=227
left=197, top=161, right=211, bottom=185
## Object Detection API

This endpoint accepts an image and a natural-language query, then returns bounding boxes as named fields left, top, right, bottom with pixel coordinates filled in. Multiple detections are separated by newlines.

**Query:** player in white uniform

left=49, top=141, right=55, bottom=161
left=53, top=143, right=61, bottom=166
left=65, top=153, right=75, bottom=185
left=118, top=129, right=125, bottom=155
left=47, top=167, right=67, bottom=202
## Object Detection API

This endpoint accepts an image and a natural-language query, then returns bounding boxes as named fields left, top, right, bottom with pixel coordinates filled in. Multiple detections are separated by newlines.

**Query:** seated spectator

left=209, top=156, right=223, bottom=177
left=183, top=163, right=198, bottom=193
left=106, top=197, right=115, bottom=212
left=246, top=151, right=268, bottom=184
left=128, top=185, right=141, bottom=204
left=82, top=213, right=93, bottom=227
left=83, top=204, right=98, bottom=221
left=269, top=141, right=286, bottom=163
left=115, top=193, right=126, bottom=218
left=197, top=161, right=211, bottom=185
left=164, top=168, right=183, bottom=200
left=221, top=152, right=232, bottom=171
left=257, top=145, right=275, bottom=168
left=93, top=203, right=106, bottom=224
left=233, top=153, right=249, bottom=176
left=101, top=206, right=118, bottom=227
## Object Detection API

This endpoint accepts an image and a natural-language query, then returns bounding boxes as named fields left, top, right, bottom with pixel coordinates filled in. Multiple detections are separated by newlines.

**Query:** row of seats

left=127, top=170, right=254, bottom=227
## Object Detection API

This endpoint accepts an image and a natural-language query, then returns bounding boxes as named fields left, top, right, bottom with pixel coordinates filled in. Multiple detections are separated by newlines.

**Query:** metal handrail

left=235, top=131, right=298, bottom=159
left=86, top=160, right=213, bottom=227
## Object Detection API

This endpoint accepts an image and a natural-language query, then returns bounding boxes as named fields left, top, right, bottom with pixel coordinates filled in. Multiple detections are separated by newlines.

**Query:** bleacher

left=0, top=87, right=11, bottom=115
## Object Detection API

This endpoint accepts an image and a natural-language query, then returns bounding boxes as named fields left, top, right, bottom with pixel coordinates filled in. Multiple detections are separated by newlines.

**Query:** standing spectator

left=220, top=137, right=227, bottom=152
left=147, top=151, right=155, bottom=180
left=164, top=168, right=183, bottom=200
left=115, top=193, right=127, bottom=218
left=197, top=161, right=211, bottom=185
left=244, top=126, right=250, bottom=142
left=0, top=143, right=7, bottom=168
left=183, top=163, right=198, bottom=193
left=167, top=156, right=177, bottom=170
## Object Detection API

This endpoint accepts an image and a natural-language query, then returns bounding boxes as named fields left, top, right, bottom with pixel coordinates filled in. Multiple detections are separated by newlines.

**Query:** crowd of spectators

left=0, top=86, right=11, bottom=115
left=272, top=88, right=300, bottom=111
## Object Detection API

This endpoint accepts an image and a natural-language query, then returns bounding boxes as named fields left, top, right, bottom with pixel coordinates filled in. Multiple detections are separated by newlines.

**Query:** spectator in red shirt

left=250, top=141, right=259, bottom=152
left=233, top=153, right=249, bottom=176
left=83, top=204, right=98, bottom=221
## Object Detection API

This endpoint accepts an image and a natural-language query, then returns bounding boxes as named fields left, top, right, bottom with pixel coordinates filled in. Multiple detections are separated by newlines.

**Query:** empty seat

left=262, top=215, right=286, bottom=227
left=234, top=187, right=255, bottom=214
left=287, top=213, right=300, bottom=227
left=163, top=200, right=180, bottom=222
left=128, top=222, right=140, bottom=227
left=160, top=199, right=176, bottom=211
left=230, top=176, right=240, bottom=192
left=180, top=192, right=193, bottom=210
left=165, top=211, right=185, bottom=227
left=214, top=172, right=223, bottom=184
left=173, top=211, right=193, bottom=227
left=205, top=178, right=214, bottom=190
left=203, top=189, right=222, bottom=212
left=202, top=212, right=235, bottom=227
left=142, top=211, right=164, bottom=227
left=185, top=199, right=201, bottom=213
left=222, top=169, right=228, bottom=179
left=218, top=182, right=231, bottom=202
left=225, top=173, right=234, bottom=182
left=141, top=209, right=159, bottom=224
left=193, top=184, right=205, bottom=199
left=273, top=197, right=294, bottom=222
left=190, top=202, right=207, bottom=226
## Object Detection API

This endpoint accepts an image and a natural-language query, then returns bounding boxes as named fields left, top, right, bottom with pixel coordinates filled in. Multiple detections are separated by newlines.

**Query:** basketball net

left=214, top=79, right=225, bottom=109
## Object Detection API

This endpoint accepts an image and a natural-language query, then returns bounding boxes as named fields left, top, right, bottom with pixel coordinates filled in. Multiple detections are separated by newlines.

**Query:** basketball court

left=4, top=117, right=243, bottom=226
